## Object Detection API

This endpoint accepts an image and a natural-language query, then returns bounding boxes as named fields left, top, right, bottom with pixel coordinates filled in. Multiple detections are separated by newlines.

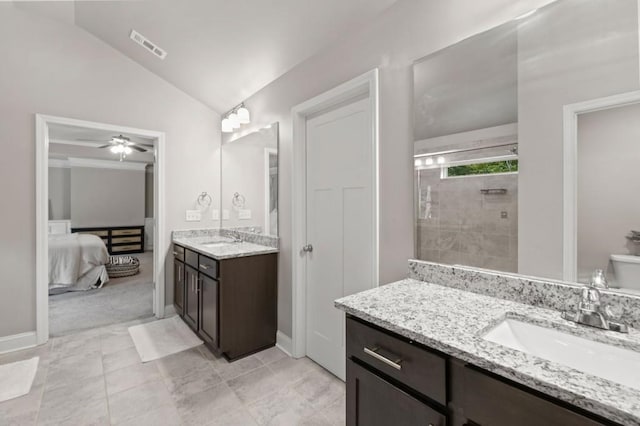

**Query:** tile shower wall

left=416, top=169, right=518, bottom=272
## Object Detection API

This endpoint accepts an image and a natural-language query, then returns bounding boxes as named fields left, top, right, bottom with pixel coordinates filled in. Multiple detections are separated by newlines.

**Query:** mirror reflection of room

left=221, top=123, right=279, bottom=236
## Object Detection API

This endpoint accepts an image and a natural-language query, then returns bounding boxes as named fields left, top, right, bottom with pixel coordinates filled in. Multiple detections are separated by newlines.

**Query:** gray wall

left=0, top=4, right=220, bottom=338
left=577, top=102, right=640, bottom=281
left=48, top=167, right=70, bottom=220
left=145, top=167, right=154, bottom=218
left=70, top=167, right=145, bottom=228
left=517, top=0, right=640, bottom=279
left=417, top=170, right=518, bottom=272
left=221, top=0, right=558, bottom=338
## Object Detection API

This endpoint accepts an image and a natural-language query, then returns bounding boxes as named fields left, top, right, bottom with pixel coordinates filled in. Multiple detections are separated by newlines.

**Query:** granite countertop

left=173, top=236, right=279, bottom=260
left=335, top=279, right=640, bottom=425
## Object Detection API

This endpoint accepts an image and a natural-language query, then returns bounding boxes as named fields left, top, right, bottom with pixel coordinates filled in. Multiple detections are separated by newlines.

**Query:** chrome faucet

left=562, top=269, right=629, bottom=333
left=229, top=230, right=243, bottom=243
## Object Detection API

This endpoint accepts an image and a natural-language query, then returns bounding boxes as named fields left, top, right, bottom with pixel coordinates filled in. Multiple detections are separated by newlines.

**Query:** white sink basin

left=483, top=318, right=640, bottom=390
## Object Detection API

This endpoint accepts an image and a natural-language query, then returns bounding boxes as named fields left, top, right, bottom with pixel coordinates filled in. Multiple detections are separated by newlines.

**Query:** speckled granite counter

left=336, top=278, right=640, bottom=425
left=173, top=235, right=278, bottom=260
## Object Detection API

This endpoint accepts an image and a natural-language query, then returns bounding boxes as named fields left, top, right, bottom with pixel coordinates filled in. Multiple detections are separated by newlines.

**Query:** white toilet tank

left=610, top=254, right=640, bottom=290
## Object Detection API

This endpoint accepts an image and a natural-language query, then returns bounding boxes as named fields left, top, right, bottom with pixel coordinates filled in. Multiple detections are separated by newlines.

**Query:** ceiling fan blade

left=98, top=144, right=112, bottom=149
left=130, top=145, right=148, bottom=152
left=138, top=143, right=155, bottom=148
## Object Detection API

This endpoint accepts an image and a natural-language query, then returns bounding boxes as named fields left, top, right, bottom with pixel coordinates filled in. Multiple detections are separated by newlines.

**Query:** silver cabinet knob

left=302, top=244, right=313, bottom=253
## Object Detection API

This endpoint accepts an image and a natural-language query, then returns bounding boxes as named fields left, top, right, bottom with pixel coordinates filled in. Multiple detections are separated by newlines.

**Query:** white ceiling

left=48, top=123, right=155, bottom=163
left=68, top=0, right=399, bottom=113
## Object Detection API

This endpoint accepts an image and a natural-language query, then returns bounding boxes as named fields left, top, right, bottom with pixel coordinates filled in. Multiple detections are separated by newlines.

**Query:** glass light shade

left=111, top=145, right=124, bottom=153
left=437, top=156, right=446, bottom=165
left=221, top=118, right=233, bottom=133
left=236, top=106, right=250, bottom=124
left=228, top=113, right=240, bottom=129
left=414, top=159, right=422, bottom=167
left=425, top=157, right=434, bottom=166
left=123, top=146, right=132, bottom=155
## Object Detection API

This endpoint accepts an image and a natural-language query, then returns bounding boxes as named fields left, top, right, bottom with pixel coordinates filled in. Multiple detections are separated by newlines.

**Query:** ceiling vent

left=129, top=29, right=167, bottom=60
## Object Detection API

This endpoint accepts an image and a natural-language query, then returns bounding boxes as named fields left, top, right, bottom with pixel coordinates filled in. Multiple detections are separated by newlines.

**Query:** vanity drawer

left=346, top=317, right=446, bottom=406
left=198, top=255, right=218, bottom=278
left=78, top=230, right=109, bottom=237
left=451, top=362, right=606, bottom=426
left=185, top=249, right=199, bottom=268
left=173, top=245, right=185, bottom=262
left=112, top=228, right=142, bottom=236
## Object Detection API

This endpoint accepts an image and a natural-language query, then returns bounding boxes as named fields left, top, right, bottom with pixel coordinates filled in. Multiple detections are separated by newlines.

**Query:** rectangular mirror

left=413, top=0, right=640, bottom=293
left=221, top=123, right=279, bottom=236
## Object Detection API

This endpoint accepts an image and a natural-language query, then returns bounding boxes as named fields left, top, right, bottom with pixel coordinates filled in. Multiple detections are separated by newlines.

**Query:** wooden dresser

left=72, top=225, right=145, bottom=255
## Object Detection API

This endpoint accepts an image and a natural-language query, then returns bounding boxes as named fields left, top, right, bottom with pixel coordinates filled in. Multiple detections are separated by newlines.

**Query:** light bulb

left=425, top=157, right=434, bottom=166
left=110, top=145, right=119, bottom=153
left=236, top=106, right=250, bottom=124
left=221, top=118, right=233, bottom=133
left=414, top=159, right=422, bottom=167
left=437, top=156, right=445, bottom=165
left=228, top=113, right=240, bottom=129
left=123, top=147, right=132, bottom=155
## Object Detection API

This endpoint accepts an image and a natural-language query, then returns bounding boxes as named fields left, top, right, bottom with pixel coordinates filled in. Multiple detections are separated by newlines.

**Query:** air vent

left=129, top=30, right=167, bottom=60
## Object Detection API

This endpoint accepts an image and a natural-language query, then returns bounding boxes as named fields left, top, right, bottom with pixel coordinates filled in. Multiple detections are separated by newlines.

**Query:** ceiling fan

left=96, top=135, right=153, bottom=161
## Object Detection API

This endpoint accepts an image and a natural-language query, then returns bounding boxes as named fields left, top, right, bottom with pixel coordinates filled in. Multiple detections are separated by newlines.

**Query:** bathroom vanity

left=336, top=261, right=640, bottom=426
left=172, top=231, right=278, bottom=360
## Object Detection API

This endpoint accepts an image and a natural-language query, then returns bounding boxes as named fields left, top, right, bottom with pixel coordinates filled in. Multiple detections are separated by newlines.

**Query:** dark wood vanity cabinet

left=346, top=316, right=617, bottom=426
left=172, top=244, right=277, bottom=360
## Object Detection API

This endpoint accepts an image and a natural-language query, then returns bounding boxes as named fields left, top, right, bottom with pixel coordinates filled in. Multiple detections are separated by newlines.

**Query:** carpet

left=49, top=251, right=154, bottom=337
left=129, top=316, right=202, bottom=362
left=0, top=357, right=39, bottom=402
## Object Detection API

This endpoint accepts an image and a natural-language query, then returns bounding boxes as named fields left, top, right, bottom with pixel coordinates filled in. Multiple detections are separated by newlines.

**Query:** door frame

left=291, top=69, right=380, bottom=358
left=35, top=114, right=167, bottom=345
left=562, top=89, right=640, bottom=281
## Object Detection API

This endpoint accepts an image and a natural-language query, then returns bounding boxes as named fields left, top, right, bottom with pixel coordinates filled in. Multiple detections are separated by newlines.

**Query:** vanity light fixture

left=437, top=156, right=446, bottom=165
left=425, top=157, right=434, bottom=166
left=414, top=159, right=422, bottom=167
left=221, top=103, right=251, bottom=133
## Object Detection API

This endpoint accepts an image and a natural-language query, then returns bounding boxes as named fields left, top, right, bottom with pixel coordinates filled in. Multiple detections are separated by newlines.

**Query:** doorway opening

left=36, top=115, right=167, bottom=343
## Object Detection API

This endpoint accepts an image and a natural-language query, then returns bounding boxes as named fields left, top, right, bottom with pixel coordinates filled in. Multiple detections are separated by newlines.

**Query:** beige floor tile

left=100, top=333, right=135, bottom=356
left=246, top=387, right=317, bottom=425
left=206, top=408, right=258, bottom=426
left=253, top=346, right=288, bottom=365
left=108, top=380, right=175, bottom=425
left=105, top=361, right=161, bottom=395
left=0, top=385, right=43, bottom=426
left=164, top=363, right=222, bottom=400
left=50, top=333, right=102, bottom=361
left=227, top=366, right=281, bottom=404
left=102, top=346, right=141, bottom=373
left=116, top=404, right=182, bottom=426
left=45, top=350, right=103, bottom=390
left=155, top=347, right=211, bottom=379
left=268, top=357, right=323, bottom=387
left=38, top=376, right=108, bottom=425
left=292, top=368, right=345, bottom=410
left=322, top=395, right=346, bottom=425
left=175, top=382, right=243, bottom=426
left=210, top=353, right=264, bottom=381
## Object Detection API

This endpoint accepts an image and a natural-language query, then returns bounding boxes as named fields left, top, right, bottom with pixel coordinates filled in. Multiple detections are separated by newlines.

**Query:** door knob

left=302, top=244, right=313, bottom=253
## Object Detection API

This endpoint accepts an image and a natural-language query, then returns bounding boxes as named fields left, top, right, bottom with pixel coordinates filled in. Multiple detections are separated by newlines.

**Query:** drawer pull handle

left=173, top=251, right=180, bottom=256
left=363, top=347, right=402, bottom=370
left=199, top=264, right=210, bottom=270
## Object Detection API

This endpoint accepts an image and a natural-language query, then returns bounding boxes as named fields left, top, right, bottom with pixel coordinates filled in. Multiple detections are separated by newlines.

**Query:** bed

left=49, top=233, right=110, bottom=293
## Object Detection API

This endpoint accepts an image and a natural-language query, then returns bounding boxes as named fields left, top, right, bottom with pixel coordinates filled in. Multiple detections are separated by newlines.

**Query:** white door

left=305, top=97, right=376, bottom=380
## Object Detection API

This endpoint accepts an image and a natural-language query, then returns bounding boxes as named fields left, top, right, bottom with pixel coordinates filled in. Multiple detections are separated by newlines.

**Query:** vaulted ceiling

left=60, top=0, right=398, bottom=113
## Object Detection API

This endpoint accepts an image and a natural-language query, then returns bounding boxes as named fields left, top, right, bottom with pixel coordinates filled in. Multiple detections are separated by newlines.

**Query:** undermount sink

left=200, top=242, right=229, bottom=248
left=483, top=318, right=640, bottom=391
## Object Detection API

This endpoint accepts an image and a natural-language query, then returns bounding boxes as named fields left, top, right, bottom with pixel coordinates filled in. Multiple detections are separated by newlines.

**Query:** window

left=446, top=159, right=518, bottom=177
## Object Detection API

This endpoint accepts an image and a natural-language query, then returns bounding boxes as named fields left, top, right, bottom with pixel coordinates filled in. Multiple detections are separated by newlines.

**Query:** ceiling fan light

left=236, top=106, right=250, bottom=124
left=123, top=146, right=132, bottom=155
left=221, top=118, right=233, bottom=133
left=110, top=145, right=121, bottom=153
left=228, top=113, right=240, bottom=129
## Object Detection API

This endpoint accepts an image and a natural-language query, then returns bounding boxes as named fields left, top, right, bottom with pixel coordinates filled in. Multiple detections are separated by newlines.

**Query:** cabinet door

left=199, top=274, right=218, bottom=347
left=173, top=259, right=185, bottom=316
left=183, top=265, right=199, bottom=331
left=347, top=360, right=446, bottom=426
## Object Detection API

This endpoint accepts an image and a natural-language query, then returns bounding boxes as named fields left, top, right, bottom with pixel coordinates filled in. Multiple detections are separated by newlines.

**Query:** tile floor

left=0, top=319, right=345, bottom=425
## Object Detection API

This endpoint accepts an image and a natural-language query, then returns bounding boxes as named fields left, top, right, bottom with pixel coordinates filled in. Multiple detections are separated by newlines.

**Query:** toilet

left=610, top=254, right=640, bottom=290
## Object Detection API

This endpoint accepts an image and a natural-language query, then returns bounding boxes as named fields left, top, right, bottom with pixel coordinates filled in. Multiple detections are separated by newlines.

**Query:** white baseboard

left=0, top=331, right=37, bottom=354
left=163, top=305, right=176, bottom=318
left=276, top=330, right=293, bottom=357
